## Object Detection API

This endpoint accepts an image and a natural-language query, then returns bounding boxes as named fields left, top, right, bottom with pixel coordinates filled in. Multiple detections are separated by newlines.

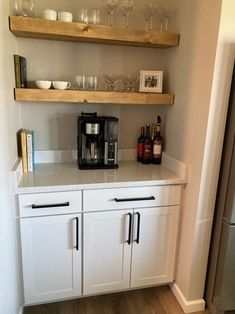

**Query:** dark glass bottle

left=137, top=126, right=145, bottom=162
left=152, top=116, right=163, bottom=164
left=142, top=123, right=152, bottom=164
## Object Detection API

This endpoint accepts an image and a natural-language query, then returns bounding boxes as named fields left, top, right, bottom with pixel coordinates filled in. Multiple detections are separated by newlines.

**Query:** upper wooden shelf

left=9, top=16, right=180, bottom=48
left=14, top=89, right=174, bottom=106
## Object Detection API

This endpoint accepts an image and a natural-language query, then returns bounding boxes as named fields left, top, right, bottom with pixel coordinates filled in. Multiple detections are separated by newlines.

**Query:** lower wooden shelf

left=14, top=89, right=174, bottom=106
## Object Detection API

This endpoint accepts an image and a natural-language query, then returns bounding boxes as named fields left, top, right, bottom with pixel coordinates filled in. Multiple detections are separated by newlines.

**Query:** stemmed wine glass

left=143, top=1, right=159, bottom=31
left=120, top=0, right=135, bottom=29
left=121, top=74, right=139, bottom=92
left=104, top=75, right=120, bottom=91
left=105, top=0, right=119, bottom=26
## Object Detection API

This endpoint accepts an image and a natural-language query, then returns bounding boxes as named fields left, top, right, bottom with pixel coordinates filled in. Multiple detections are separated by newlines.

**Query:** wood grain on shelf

left=14, top=89, right=174, bottom=105
left=10, top=16, right=180, bottom=48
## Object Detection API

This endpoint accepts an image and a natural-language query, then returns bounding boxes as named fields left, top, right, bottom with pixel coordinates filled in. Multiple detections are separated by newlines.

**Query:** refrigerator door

left=213, top=221, right=235, bottom=311
left=224, top=136, right=235, bottom=224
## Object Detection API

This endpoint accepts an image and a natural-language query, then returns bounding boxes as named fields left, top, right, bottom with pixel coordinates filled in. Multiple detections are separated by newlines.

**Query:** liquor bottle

left=137, top=126, right=145, bottom=162
left=142, top=123, right=152, bottom=164
left=152, top=116, right=163, bottom=164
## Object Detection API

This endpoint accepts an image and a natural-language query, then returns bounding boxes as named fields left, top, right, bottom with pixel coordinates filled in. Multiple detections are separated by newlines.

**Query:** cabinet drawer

left=19, top=191, right=82, bottom=217
left=83, top=185, right=181, bottom=212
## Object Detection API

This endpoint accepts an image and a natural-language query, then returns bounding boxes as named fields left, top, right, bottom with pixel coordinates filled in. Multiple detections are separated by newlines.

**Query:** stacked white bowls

left=58, top=11, right=73, bottom=22
left=41, top=9, right=57, bottom=20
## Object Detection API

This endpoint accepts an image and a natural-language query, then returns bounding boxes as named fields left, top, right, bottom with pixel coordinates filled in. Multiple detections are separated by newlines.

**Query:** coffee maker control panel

left=104, top=141, right=118, bottom=165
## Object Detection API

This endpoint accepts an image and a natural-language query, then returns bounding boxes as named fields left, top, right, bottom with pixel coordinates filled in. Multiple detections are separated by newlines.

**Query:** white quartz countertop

left=16, top=161, right=187, bottom=194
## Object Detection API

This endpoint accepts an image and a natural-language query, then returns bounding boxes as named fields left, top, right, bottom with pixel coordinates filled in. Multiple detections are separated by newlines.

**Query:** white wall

left=164, top=0, right=222, bottom=305
left=16, top=0, right=181, bottom=151
left=0, top=2, right=22, bottom=314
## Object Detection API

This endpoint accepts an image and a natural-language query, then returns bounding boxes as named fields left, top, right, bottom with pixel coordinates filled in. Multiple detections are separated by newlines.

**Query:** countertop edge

left=15, top=178, right=187, bottom=194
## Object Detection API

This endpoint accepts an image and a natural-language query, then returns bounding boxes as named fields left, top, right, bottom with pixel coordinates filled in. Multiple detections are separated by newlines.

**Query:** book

left=20, top=130, right=28, bottom=173
left=26, top=131, right=34, bottom=172
left=14, top=55, right=21, bottom=88
left=20, top=56, right=27, bottom=88
left=17, top=129, right=35, bottom=173
left=13, top=55, right=27, bottom=88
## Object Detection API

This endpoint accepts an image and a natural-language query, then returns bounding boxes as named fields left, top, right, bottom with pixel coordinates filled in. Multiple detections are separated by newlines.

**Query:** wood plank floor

left=24, top=286, right=210, bottom=314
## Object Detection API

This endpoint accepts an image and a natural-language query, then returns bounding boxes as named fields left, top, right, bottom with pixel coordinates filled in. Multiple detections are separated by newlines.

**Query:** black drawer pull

left=127, top=213, right=132, bottom=245
left=32, top=202, right=70, bottom=209
left=114, top=196, right=155, bottom=202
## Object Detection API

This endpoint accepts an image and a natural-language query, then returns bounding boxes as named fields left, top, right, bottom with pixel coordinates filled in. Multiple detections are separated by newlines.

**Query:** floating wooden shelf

left=9, top=16, right=180, bottom=48
left=14, top=89, right=174, bottom=105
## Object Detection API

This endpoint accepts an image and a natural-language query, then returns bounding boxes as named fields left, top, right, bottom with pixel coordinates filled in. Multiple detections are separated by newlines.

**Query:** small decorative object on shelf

left=139, top=70, right=163, bottom=93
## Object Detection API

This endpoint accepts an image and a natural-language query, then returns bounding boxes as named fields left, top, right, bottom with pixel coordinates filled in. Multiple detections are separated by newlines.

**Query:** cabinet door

left=131, top=206, right=179, bottom=288
left=20, top=214, right=81, bottom=304
left=83, top=210, right=132, bottom=295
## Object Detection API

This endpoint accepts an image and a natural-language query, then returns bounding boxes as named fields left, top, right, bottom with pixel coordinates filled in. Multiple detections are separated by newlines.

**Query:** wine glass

left=120, top=0, right=135, bottom=29
left=143, top=1, right=159, bottom=31
left=104, top=75, right=120, bottom=91
left=105, top=0, right=119, bottom=26
left=121, top=74, right=139, bottom=92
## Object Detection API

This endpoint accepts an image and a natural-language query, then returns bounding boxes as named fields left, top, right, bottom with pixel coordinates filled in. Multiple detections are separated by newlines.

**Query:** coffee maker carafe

left=77, top=112, right=119, bottom=169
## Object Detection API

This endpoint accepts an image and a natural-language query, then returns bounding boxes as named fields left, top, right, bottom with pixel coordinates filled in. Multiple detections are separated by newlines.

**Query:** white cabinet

left=19, top=184, right=181, bottom=303
left=20, top=213, right=82, bottom=304
left=83, top=185, right=180, bottom=295
left=83, top=210, right=132, bottom=295
left=131, top=206, right=179, bottom=288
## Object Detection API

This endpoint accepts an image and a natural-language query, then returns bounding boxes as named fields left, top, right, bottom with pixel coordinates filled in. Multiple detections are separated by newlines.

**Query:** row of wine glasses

left=73, top=75, right=139, bottom=92
left=105, top=0, right=175, bottom=30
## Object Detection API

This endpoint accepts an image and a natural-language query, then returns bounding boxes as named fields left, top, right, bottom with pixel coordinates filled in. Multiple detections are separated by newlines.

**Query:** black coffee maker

left=77, top=112, right=119, bottom=169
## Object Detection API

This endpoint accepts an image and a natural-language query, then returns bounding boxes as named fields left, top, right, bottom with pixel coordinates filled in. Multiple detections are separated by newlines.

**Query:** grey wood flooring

left=24, top=286, right=210, bottom=314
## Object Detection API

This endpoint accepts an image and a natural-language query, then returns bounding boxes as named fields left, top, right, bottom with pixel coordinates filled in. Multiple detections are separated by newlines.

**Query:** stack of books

left=14, top=55, right=27, bottom=88
left=17, top=129, right=34, bottom=173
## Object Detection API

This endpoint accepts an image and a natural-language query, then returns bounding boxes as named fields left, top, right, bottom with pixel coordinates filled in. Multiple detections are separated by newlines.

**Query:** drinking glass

left=86, top=76, right=99, bottom=90
left=143, top=1, right=159, bottom=31
left=89, top=9, right=100, bottom=25
left=104, top=0, right=119, bottom=26
left=10, top=0, right=21, bottom=15
left=78, top=8, right=88, bottom=24
left=121, top=75, right=139, bottom=92
left=75, top=75, right=86, bottom=90
left=104, top=75, right=120, bottom=91
left=120, top=0, right=135, bottom=28
left=20, top=0, right=35, bottom=16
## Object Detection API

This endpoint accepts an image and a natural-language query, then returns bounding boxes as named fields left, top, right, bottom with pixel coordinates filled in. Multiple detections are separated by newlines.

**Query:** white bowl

left=58, top=14, right=73, bottom=22
left=41, top=9, right=57, bottom=20
left=36, top=80, right=51, bottom=89
left=52, top=81, right=71, bottom=90
left=42, top=9, right=57, bottom=14
left=58, top=11, right=72, bottom=16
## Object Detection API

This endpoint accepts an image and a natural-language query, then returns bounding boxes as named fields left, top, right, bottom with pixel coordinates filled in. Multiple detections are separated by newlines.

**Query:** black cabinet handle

left=32, top=202, right=70, bottom=209
left=135, top=212, right=141, bottom=244
left=76, top=217, right=79, bottom=251
left=114, top=196, right=155, bottom=202
left=127, top=213, right=132, bottom=245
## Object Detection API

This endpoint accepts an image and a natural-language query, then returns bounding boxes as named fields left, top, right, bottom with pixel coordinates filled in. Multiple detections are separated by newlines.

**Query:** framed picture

left=139, top=70, right=163, bottom=93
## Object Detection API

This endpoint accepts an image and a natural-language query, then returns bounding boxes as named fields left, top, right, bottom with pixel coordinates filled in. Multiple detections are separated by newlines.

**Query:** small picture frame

left=139, top=70, right=163, bottom=93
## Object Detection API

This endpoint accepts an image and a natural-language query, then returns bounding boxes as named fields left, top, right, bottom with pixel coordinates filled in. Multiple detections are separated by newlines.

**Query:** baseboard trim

left=19, top=305, right=24, bottom=314
left=170, top=283, right=205, bottom=313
